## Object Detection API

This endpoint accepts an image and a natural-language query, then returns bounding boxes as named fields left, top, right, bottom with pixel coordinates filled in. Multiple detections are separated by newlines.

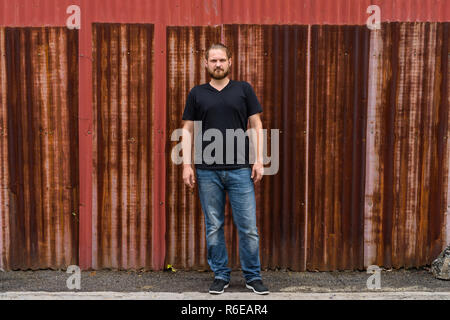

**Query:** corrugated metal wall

left=166, top=22, right=448, bottom=271
left=0, top=27, right=79, bottom=270
left=166, top=24, right=370, bottom=271
left=0, top=0, right=449, bottom=271
left=92, top=23, right=154, bottom=270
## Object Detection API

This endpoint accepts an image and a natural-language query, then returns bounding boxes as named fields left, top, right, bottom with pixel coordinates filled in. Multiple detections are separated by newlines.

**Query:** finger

left=253, top=167, right=258, bottom=179
left=258, top=169, right=264, bottom=182
left=185, top=176, right=193, bottom=188
left=257, top=171, right=263, bottom=183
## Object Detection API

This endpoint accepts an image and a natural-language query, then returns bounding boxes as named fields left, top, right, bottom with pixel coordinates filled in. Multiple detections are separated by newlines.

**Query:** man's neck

left=209, top=77, right=230, bottom=89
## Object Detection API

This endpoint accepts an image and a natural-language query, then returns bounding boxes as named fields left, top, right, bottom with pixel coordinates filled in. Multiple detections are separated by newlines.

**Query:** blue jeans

left=196, top=167, right=262, bottom=283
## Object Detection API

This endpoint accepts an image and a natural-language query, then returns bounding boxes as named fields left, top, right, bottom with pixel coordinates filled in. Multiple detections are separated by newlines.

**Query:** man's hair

left=205, top=43, right=232, bottom=60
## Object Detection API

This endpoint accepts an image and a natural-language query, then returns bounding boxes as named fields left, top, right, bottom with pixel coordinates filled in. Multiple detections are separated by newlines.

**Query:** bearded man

left=181, top=43, right=269, bottom=295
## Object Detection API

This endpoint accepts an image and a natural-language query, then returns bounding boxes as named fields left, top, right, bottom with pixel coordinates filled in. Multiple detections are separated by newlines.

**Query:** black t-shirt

left=182, top=79, right=263, bottom=170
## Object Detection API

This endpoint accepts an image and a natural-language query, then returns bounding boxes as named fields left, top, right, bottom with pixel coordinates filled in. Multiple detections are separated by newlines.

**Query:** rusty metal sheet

left=307, top=25, right=370, bottom=271
left=92, top=23, right=155, bottom=270
left=166, top=26, right=222, bottom=270
left=223, top=25, right=309, bottom=271
left=0, top=27, right=79, bottom=270
left=364, top=22, right=450, bottom=269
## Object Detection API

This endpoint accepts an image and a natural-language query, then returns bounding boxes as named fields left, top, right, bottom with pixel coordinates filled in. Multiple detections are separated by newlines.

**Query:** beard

left=208, top=67, right=230, bottom=80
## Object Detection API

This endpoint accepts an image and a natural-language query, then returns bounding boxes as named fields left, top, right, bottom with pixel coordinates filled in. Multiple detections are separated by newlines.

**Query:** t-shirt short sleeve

left=244, top=82, right=263, bottom=116
left=182, top=89, right=197, bottom=120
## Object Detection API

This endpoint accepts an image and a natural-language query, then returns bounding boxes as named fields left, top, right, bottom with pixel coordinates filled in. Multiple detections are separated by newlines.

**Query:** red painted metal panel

left=0, top=0, right=448, bottom=27
left=152, top=5, right=167, bottom=271
left=220, top=0, right=450, bottom=24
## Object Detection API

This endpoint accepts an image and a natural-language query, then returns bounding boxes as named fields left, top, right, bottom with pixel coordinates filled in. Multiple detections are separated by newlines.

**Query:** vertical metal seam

left=364, top=28, right=381, bottom=267
left=443, top=22, right=450, bottom=247
left=0, top=27, right=6, bottom=270
left=153, top=20, right=166, bottom=270
left=78, top=0, right=93, bottom=270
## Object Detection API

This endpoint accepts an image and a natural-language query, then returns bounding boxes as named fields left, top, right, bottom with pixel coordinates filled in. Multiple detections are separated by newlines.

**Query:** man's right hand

left=183, top=165, right=196, bottom=189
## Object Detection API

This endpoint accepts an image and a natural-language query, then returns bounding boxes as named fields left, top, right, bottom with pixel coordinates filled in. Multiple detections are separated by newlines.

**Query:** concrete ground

left=1, top=267, right=449, bottom=299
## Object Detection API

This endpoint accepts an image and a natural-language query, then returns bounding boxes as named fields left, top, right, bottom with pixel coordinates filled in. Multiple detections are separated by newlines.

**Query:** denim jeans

left=196, top=167, right=262, bottom=283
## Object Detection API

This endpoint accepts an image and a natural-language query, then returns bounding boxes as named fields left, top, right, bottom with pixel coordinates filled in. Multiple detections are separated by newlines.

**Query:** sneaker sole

left=209, top=283, right=229, bottom=294
left=246, top=284, right=269, bottom=295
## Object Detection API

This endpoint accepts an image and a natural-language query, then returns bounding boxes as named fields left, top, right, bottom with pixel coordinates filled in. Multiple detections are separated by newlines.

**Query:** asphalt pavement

left=1, top=267, right=449, bottom=294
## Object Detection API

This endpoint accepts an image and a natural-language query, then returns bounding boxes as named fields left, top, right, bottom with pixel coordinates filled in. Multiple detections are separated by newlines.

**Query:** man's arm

left=248, top=113, right=264, bottom=183
left=182, top=120, right=196, bottom=189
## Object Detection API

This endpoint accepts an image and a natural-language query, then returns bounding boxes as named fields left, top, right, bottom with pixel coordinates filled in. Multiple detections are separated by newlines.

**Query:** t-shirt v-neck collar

left=208, top=79, right=232, bottom=93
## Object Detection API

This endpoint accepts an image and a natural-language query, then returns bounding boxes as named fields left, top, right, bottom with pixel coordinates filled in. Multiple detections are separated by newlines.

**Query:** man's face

left=205, top=48, right=231, bottom=80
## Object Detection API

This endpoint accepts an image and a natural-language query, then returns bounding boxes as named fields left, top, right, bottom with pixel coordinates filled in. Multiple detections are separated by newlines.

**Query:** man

left=181, top=43, right=269, bottom=295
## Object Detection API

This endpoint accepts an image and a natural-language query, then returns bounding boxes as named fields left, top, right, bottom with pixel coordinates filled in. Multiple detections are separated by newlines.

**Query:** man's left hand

left=251, top=162, right=264, bottom=183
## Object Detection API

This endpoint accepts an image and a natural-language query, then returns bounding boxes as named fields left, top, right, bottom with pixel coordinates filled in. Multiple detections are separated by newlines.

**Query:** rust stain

left=367, top=22, right=449, bottom=268
left=92, top=23, right=154, bottom=270
left=0, top=27, right=78, bottom=270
